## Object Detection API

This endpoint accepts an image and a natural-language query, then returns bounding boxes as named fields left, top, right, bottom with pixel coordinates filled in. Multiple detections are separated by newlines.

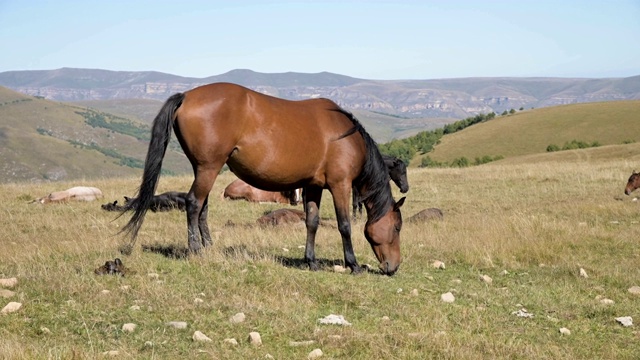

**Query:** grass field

left=420, top=100, right=640, bottom=165
left=1, top=157, right=639, bottom=359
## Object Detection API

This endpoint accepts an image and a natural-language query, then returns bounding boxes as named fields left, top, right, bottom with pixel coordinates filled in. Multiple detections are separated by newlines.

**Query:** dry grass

left=1, top=161, right=639, bottom=359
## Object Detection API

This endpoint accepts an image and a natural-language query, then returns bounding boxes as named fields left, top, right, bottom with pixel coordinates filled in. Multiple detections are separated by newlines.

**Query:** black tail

left=121, top=92, right=185, bottom=252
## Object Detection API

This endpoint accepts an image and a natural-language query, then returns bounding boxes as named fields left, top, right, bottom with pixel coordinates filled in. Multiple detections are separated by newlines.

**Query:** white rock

left=166, top=321, right=188, bottom=329
left=381, top=316, right=390, bottom=321
left=0, top=278, right=18, bottom=288
left=144, top=341, right=153, bottom=347
left=224, top=338, right=238, bottom=346
left=282, top=248, right=289, bottom=252
left=101, top=290, right=111, bottom=295
left=1, top=301, right=22, bottom=314
left=396, top=288, right=403, bottom=293
left=318, top=314, right=352, bottom=326
left=600, top=298, right=615, bottom=305
left=579, top=268, right=589, bottom=278
left=500, top=270, right=509, bottom=275
left=120, top=285, right=130, bottom=291
left=480, top=274, right=493, bottom=284
left=410, top=289, right=419, bottom=296
left=122, top=323, right=137, bottom=333
left=129, top=305, right=141, bottom=311
left=102, top=351, right=119, bottom=356
left=559, top=327, right=571, bottom=335
left=432, top=260, right=445, bottom=269
left=248, top=331, right=262, bottom=346
left=615, top=316, right=633, bottom=327
left=230, top=312, right=246, bottom=323
left=192, top=331, right=212, bottom=342
left=308, top=348, right=323, bottom=359
left=441, top=292, right=455, bottom=303
left=289, top=340, right=315, bottom=347
left=194, top=298, right=204, bottom=305
left=512, top=308, right=534, bottom=318
left=147, top=273, right=160, bottom=279
left=628, top=286, right=640, bottom=295
left=40, top=327, right=51, bottom=334
left=333, top=265, right=347, bottom=273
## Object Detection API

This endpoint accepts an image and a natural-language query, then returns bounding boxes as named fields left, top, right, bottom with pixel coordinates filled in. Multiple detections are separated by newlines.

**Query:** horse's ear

left=394, top=197, right=406, bottom=211
left=634, top=170, right=638, bottom=175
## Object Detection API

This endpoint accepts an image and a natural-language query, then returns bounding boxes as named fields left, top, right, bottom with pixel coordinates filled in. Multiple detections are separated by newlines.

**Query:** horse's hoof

left=308, top=262, right=319, bottom=271
left=350, top=265, right=364, bottom=274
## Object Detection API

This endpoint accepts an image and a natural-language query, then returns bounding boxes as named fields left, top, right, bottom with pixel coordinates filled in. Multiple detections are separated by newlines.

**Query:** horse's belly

left=227, top=156, right=319, bottom=191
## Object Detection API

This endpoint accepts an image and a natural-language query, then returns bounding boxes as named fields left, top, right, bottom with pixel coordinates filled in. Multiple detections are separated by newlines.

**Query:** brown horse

left=223, top=178, right=301, bottom=205
left=625, top=170, right=640, bottom=195
left=124, top=82, right=405, bottom=275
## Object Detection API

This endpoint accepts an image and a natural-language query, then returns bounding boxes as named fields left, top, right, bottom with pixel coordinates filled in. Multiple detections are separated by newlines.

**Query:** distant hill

left=419, top=100, right=640, bottom=165
left=69, top=98, right=449, bottom=143
left=0, top=87, right=191, bottom=183
left=2, top=68, right=639, bottom=119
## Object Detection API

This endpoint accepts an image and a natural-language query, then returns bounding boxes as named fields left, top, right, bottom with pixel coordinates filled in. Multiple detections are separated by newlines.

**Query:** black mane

left=334, top=108, right=394, bottom=222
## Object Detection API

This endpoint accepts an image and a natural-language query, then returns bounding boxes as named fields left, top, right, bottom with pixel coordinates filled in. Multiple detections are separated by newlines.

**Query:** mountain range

left=1, top=68, right=639, bottom=119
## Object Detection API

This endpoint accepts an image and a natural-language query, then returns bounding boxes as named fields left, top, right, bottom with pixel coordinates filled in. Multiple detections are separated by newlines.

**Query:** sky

left=1, top=0, right=639, bottom=80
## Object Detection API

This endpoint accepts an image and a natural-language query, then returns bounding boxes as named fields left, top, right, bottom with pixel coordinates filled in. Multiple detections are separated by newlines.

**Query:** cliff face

left=1, top=68, right=638, bottom=118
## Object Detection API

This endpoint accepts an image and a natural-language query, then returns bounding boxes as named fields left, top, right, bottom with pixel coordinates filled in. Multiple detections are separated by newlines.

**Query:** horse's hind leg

left=199, top=195, right=212, bottom=247
left=186, top=167, right=219, bottom=253
left=303, top=186, right=323, bottom=271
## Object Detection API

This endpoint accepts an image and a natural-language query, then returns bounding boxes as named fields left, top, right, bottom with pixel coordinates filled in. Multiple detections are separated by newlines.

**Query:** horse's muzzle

left=379, top=261, right=399, bottom=276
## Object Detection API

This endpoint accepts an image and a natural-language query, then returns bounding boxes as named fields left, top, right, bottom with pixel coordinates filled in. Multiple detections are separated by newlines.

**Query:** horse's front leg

left=303, top=186, right=323, bottom=271
left=332, top=185, right=362, bottom=274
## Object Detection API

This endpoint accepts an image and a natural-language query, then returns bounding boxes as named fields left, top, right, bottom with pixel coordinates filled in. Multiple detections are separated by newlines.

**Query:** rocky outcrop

left=1, top=69, right=638, bottom=118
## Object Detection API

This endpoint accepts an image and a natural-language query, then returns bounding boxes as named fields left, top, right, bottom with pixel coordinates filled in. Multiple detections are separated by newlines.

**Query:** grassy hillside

left=72, top=99, right=450, bottom=143
left=419, top=100, right=640, bottom=165
left=70, top=98, right=164, bottom=125
left=0, top=87, right=192, bottom=183
left=0, top=157, right=638, bottom=358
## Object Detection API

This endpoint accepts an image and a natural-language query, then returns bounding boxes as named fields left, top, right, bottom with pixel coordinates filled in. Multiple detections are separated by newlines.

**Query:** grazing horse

left=223, top=178, right=302, bottom=205
left=353, top=154, right=409, bottom=219
left=124, top=82, right=405, bottom=275
left=625, top=170, right=640, bottom=195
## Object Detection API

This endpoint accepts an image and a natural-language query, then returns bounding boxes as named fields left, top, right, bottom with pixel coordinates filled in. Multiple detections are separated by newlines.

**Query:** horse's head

left=625, top=170, right=640, bottom=195
left=386, top=158, right=409, bottom=193
left=283, top=188, right=303, bottom=205
left=364, top=197, right=405, bottom=276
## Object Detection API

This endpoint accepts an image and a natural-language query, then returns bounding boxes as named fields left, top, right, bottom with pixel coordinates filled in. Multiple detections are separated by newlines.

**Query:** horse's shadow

left=139, top=243, right=190, bottom=259
left=134, top=243, right=379, bottom=274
